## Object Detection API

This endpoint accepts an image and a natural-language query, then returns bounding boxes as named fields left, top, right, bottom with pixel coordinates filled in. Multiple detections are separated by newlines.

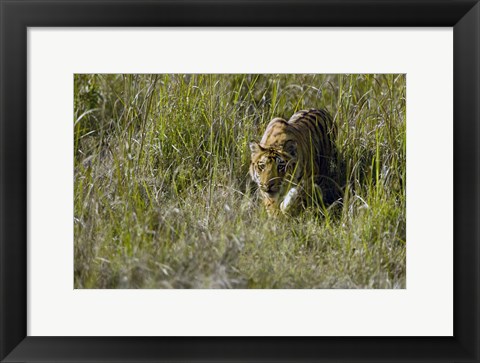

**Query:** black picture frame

left=1, top=1, right=479, bottom=362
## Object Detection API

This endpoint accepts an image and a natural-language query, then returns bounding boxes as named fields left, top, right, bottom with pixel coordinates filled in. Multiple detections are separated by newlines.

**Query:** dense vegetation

left=74, top=74, right=406, bottom=288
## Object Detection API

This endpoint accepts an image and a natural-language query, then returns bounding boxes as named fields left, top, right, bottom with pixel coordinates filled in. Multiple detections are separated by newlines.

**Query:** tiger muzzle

left=260, top=181, right=279, bottom=195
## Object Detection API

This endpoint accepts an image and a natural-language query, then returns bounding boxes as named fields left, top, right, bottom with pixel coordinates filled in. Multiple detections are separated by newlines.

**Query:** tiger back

left=249, top=109, right=337, bottom=215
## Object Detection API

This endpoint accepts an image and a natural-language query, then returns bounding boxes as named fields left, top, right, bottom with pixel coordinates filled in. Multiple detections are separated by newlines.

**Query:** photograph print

left=74, top=74, right=406, bottom=289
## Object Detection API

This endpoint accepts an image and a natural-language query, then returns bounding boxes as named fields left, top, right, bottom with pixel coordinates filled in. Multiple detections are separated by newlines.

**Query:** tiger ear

left=284, top=140, right=297, bottom=158
left=249, top=141, right=263, bottom=154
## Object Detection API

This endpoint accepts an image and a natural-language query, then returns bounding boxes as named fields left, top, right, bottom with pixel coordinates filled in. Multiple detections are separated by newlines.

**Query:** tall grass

left=74, top=74, right=406, bottom=288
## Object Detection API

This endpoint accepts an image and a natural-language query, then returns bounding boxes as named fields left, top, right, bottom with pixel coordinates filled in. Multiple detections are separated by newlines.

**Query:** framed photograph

left=1, top=0, right=479, bottom=362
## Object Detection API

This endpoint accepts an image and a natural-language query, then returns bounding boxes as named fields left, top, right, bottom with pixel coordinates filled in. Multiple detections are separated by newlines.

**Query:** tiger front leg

left=280, top=187, right=301, bottom=215
left=262, top=195, right=281, bottom=216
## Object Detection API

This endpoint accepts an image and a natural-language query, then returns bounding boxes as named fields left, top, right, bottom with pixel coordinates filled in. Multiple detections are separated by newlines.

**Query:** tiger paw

left=280, top=187, right=299, bottom=213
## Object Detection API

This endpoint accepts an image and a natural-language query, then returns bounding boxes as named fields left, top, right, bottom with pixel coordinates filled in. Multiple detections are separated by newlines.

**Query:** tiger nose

left=260, top=181, right=276, bottom=192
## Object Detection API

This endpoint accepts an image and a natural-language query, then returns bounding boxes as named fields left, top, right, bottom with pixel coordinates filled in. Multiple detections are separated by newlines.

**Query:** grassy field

left=74, top=74, right=406, bottom=289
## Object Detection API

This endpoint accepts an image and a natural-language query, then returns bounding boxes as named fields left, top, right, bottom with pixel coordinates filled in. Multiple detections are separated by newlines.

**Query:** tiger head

left=249, top=140, right=298, bottom=200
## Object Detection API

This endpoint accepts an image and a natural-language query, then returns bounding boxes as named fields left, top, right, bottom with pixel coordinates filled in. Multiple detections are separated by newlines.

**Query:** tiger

left=249, top=109, right=337, bottom=215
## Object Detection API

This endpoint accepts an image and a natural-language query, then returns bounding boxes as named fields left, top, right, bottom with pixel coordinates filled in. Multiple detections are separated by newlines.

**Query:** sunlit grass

left=74, top=74, right=406, bottom=288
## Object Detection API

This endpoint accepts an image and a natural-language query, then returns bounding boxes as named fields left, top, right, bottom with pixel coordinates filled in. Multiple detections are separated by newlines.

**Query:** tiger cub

left=249, top=109, right=337, bottom=215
